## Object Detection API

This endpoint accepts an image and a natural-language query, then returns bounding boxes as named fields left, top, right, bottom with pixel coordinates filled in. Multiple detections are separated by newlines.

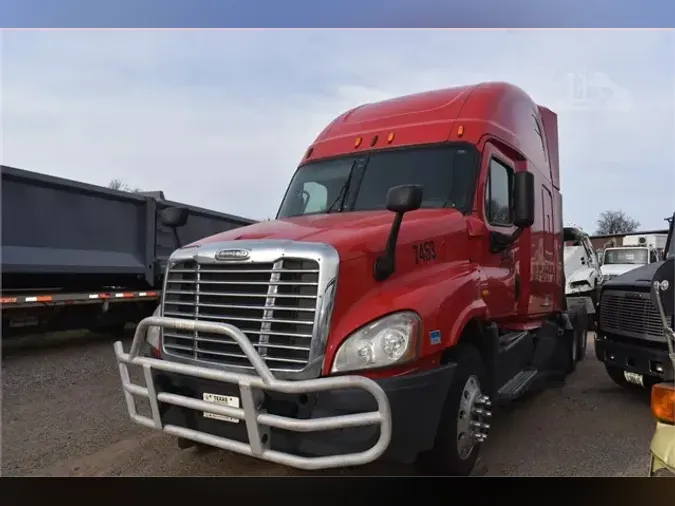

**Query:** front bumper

left=114, top=316, right=454, bottom=470
left=594, top=334, right=674, bottom=381
left=650, top=422, right=675, bottom=477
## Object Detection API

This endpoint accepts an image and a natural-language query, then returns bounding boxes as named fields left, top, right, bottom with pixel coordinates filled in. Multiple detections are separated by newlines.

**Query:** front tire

left=416, top=345, right=490, bottom=476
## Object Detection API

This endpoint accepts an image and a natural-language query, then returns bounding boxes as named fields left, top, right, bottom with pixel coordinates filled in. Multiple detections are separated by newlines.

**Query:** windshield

left=603, top=248, right=648, bottom=265
left=277, top=144, right=478, bottom=218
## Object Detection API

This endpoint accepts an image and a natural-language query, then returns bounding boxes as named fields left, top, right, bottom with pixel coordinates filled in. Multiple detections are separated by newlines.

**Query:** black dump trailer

left=1, top=165, right=256, bottom=337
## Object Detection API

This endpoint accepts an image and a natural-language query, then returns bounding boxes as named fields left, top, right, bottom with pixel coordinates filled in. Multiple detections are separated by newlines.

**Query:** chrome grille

left=161, top=258, right=321, bottom=372
left=599, top=289, right=670, bottom=342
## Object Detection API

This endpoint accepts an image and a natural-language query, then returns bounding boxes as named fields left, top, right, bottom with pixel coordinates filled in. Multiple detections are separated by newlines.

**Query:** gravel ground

left=1, top=331, right=654, bottom=477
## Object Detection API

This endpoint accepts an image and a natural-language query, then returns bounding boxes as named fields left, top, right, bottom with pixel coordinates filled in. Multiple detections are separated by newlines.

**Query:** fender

left=322, top=261, right=481, bottom=374
left=446, top=298, right=490, bottom=348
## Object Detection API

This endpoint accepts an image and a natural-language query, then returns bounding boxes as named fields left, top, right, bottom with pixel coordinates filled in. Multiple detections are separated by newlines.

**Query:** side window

left=302, top=182, right=328, bottom=214
left=485, top=158, right=513, bottom=226
left=649, top=250, right=658, bottom=263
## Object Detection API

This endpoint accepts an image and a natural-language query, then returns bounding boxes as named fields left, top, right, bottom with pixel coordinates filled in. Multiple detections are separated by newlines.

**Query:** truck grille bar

left=599, top=289, right=670, bottom=342
left=159, top=240, right=339, bottom=379
left=163, top=259, right=320, bottom=371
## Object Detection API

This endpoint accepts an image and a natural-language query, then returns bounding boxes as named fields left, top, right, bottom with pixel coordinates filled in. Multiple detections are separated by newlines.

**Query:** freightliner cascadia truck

left=114, top=82, right=590, bottom=476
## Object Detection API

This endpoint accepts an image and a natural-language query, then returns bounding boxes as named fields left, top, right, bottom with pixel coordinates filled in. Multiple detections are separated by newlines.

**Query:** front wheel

left=416, top=345, right=490, bottom=476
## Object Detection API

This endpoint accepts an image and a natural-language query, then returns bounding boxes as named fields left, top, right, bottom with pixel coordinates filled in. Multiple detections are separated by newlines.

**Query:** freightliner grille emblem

left=215, top=248, right=251, bottom=261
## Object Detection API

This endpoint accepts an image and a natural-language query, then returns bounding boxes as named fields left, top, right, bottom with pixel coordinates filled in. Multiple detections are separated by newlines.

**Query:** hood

left=186, top=208, right=466, bottom=260
left=567, top=267, right=597, bottom=284
left=601, top=263, right=644, bottom=277
left=604, top=260, right=663, bottom=289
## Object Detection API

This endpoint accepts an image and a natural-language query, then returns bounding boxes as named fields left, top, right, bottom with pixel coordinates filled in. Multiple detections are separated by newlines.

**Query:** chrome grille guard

left=114, top=316, right=392, bottom=470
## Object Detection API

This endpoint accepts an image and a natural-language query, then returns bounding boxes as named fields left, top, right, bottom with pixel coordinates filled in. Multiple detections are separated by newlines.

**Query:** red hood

left=187, top=209, right=465, bottom=259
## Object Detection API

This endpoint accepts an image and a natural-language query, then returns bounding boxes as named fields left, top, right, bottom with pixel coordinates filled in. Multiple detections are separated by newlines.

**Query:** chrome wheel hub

left=456, top=375, right=492, bottom=460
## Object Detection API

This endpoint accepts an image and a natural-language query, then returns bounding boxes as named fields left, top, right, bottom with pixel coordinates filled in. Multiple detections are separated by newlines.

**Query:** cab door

left=480, top=143, right=519, bottom=319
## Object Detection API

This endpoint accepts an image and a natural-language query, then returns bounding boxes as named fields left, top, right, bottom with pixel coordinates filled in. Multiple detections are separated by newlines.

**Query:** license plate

left=623, top=371, right=644, bottom=387
left=202, top=393, right=240, bottom=423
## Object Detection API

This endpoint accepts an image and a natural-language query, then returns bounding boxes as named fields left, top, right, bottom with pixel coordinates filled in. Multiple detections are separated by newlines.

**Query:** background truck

left=1, top=165, right=255, bottom=338
left=564, top=226, right=602, bottom=331
left=595, top=211, right=674, bottom=391
left=114, top=81, right=590, bottom=476
left=623, top=233, right=667, bottom=255
left=601, top=243, right=661, bottom=282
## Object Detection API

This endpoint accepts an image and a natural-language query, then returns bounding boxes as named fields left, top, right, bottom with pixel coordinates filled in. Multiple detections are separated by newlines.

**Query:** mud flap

left=531, top=320, right=560, bottom=370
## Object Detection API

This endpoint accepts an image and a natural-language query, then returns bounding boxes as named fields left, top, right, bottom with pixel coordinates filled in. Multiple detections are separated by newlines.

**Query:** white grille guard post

left=113, top=316, right=393, bottom=470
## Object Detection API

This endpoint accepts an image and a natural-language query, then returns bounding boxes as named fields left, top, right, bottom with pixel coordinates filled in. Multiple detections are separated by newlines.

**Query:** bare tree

left=596, top=210, right=640, bottom=235
left=107, top=178, right=141, bottom=193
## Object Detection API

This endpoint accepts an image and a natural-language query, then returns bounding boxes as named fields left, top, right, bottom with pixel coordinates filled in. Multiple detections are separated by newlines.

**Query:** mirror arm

left=374, top=212, right=404, bottom=281
left=172, top=228, right=182, bottom=249
left=490, top=227, right=523, bottom=253
left=653, top=281, right=675, bottom=357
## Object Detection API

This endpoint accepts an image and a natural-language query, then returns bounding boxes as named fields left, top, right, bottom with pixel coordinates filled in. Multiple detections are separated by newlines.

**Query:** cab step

left=496, top=368, right=538, bottom=402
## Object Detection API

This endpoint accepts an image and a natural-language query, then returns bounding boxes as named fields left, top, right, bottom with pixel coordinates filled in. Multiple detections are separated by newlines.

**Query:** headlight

left=330, top=311, right=421, bottom=373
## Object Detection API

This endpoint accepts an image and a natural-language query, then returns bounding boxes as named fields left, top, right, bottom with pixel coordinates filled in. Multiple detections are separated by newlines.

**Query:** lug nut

left=473, top=408, right=492, bottom=417
left=475, top=395, right=492, bottom=407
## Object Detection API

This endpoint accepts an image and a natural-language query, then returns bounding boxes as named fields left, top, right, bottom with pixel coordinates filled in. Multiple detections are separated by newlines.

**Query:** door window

left=485, top=158, right=513, bottom=226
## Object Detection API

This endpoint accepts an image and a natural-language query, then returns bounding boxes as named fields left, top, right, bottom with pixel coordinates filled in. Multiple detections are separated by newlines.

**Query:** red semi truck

left=115, top=81, right=589, bottom=476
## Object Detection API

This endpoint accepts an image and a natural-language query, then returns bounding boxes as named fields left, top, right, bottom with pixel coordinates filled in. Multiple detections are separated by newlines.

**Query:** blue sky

left=2, top=30, right=674, bottom=232
left=1, top=0, right=672, bottom=27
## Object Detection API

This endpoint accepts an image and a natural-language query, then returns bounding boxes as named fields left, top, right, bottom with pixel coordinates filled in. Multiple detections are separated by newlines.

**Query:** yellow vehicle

left=650, top=385, right=675, bottom=476
left=648, top=252, right=675, bottom=477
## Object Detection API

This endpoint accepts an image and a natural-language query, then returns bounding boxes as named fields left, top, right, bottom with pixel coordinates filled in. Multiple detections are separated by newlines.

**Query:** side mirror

left=386, top=184, right=423, bottom=214
left=513, top=171, right=535, bottom=228
left=650, top=258, right=674, bottom=329
left=161, top=206, right=189, bottom=228
left=374, top=184, right=423, bottom=282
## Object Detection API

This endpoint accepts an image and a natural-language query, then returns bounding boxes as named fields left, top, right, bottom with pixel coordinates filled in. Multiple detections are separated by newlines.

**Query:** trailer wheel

left=416, top=345, right=489, bottom=476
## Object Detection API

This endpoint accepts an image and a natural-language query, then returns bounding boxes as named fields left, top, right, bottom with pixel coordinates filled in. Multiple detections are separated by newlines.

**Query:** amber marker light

left=651, top=382, right=675, bottom=424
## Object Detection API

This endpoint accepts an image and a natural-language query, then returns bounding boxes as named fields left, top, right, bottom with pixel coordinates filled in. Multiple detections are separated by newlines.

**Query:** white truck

left=564, top=226, right=602, bottom=330
left=601, top=239, right=662, bottom=282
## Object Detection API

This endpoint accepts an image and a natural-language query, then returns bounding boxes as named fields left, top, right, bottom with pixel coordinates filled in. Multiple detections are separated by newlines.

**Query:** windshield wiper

left=325, top=161, right=356, bottom=213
